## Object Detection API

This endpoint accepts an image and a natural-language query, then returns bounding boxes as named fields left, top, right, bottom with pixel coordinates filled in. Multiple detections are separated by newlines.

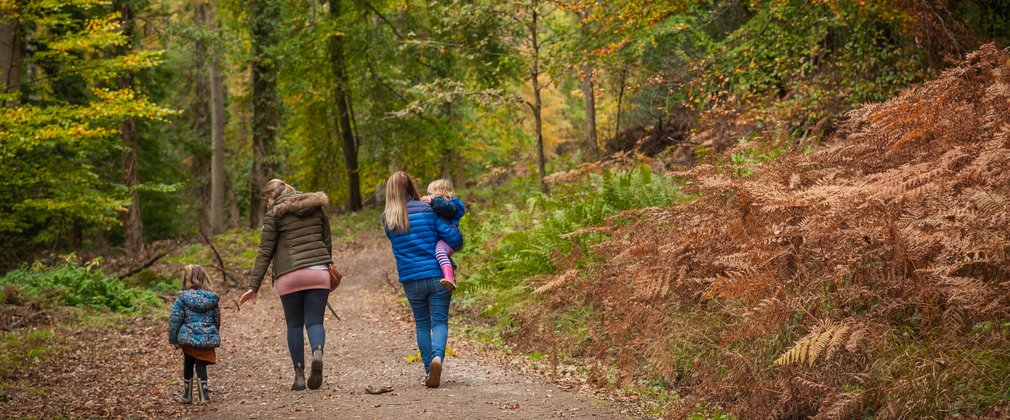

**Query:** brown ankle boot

left=307, top=349, right=324, bottom=390
left=291, top=366, right=306, bottom=391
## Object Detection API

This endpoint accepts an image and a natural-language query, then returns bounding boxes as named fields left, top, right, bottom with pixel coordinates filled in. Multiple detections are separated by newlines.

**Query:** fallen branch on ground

left=117, top=241, right=182, bottom=279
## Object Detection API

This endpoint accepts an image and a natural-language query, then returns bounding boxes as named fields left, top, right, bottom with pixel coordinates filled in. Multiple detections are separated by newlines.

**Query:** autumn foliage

left=527, top=44, right=1010, bottom=417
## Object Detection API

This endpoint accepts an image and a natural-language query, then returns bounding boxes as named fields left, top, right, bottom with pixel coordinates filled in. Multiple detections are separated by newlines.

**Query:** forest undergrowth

left=458, top=45, right=1010, bottom=418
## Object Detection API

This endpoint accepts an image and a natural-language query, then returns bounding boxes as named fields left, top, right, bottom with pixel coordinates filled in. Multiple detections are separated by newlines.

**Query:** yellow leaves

left=775, top=323, right=861, bottom=367
left=404, top=347, right=457, bottom=363
left=48, top=13, right=127, bottom=52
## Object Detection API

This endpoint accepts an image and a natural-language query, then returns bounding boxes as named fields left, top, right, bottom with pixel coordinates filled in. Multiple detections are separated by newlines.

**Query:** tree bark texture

left=115, top=0, right=144, bottom=256
left=249, top=0, right=280, bottom=228
left=207, top=1, right=227, bottom=233
left=529, top=3, right=548, bottom=193
left=578, top=10, right=598, bottom=161
left=329, top=0, right=362, bottom=211
left=0, top=19, right=22, bottom=98
left=614, top=63, right=628, bottom=148
left=192, top=1, right=213, bottom=235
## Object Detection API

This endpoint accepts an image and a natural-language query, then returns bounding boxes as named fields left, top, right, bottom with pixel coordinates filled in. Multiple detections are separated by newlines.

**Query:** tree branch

left=352, top=0, right=405, bottom=41
left=199, top=230, right=241, bottom=287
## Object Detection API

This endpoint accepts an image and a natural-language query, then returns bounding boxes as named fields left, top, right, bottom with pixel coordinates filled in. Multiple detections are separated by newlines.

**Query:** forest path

left=182, top=240, right=621, bottom=419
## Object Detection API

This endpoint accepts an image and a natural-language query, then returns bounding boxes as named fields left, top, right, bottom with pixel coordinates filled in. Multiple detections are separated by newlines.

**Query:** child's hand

left=420, top=195, right=432, bottom=203
left=239, top=289, right=257, bottom=306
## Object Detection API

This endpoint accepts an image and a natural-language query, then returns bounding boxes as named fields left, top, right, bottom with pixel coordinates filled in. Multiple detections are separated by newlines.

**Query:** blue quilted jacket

left=168, top=289, right=221, bottom=349
left=385, top=199, right=463, bottom=282
left=430, top=196, right=465, bottom=226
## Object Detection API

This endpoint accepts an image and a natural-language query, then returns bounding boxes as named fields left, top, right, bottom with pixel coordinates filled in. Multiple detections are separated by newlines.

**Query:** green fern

left=455, top=165, right=688, bottom=324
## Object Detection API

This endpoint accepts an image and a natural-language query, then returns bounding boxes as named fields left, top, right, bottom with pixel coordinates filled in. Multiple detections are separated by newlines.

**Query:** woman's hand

left=239, top=289, right=258, bottom=306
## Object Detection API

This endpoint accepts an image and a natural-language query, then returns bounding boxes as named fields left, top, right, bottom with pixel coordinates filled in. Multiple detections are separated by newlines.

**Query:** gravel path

left=180, top=242, right=622, bottom=419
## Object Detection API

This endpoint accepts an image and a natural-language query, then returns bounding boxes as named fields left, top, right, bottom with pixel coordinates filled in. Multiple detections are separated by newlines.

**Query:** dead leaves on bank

left=525, top=44, right=1010, bottom=417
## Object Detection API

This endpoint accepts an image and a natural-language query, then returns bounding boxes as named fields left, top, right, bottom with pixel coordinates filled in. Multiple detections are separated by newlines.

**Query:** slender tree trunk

left=249, top=0, right=279, bottom=227
left=115, top=0, right=143, bottom=256
left=529, top=3, right=547, bottom=193
left=207, top=1, right=227, bottom=234
left=328, top=0, right=362, bottom=211
left=613, top=63, right=628, bottom=147
left=578, top=10, right=597, bottom=161
left=0, top=18, right=22, bottom=100
left=193, top=1, right=212, bottom=235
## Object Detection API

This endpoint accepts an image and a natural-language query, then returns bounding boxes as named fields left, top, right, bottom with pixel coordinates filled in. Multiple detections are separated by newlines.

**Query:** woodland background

left=2, top=0, right=1010, bottom=418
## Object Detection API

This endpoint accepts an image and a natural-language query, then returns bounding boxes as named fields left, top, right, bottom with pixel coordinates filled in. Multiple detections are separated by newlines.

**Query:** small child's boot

left=439, top=265, right=456, bottom=291
left=180, top=379, right=193, bottom=404
left=197, top=379, right=210, bottom=403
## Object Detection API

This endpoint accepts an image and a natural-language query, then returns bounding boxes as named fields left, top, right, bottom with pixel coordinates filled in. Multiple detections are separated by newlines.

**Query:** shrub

left=457, top=164, right=688, bottom=317
left=0, top=264, right=159, bottom=312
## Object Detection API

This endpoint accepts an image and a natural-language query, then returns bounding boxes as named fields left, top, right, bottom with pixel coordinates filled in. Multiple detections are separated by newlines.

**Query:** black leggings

left=184, top=354, right=208, bottom=381
left=279, top=288, right=329, bottom=369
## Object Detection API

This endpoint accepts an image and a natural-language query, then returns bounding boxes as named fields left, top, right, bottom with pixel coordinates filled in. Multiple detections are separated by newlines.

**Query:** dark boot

left=291, top=366, right=306, bottom=391
left=197, top=379, right=210, bottom=403
left=307, top=349, right=324, bottom=390
left=180, top=379, right=193, bottom=404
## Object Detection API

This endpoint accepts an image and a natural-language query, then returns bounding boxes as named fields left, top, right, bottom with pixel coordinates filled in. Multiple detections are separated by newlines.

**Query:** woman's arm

left=248, top=214, right=279, bottom=292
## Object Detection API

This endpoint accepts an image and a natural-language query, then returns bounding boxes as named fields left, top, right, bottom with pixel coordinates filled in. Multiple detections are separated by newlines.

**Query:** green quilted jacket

left=248, top=191, right=333, bottom=292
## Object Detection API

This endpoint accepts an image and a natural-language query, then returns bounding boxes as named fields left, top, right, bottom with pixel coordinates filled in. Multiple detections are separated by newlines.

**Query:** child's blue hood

left=177, top=289, right=219, bottom=313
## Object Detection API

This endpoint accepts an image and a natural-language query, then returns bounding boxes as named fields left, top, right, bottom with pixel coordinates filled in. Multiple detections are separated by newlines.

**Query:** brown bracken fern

left=527, top=44, right=1010, bottom=418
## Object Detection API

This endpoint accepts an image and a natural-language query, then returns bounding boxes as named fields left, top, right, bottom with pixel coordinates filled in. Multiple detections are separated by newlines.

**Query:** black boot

left=291, top=366, right=306, bottom=391
left=307, top=349, right=324, bottom=390
left=180, top=379, right=193, bottom=404
left=197, top=379, right=210, bottom=403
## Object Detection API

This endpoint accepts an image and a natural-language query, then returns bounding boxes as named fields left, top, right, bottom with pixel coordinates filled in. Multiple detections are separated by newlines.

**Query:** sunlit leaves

left=0, top=0, right=173, bottom=250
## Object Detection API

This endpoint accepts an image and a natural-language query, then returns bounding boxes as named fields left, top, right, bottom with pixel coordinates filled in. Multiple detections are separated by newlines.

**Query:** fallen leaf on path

left=364, top=385, right=394, bottom=395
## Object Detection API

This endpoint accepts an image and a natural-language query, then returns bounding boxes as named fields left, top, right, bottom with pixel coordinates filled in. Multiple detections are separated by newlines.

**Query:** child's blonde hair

left=427, top=179, right=455, bottom=199
left=182, top=264, right=212, bottom=291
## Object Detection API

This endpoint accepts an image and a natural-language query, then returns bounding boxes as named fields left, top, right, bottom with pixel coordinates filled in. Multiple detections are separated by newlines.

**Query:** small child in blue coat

left=421, top=179, right=465, bottom=290
left=168, top=265, right=221, bottom=404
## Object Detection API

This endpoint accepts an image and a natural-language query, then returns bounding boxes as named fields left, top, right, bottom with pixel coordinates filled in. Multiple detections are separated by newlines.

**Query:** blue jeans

left=402, top=277, right=452, bottom=373
left=279, top=288, right=328, bottom=369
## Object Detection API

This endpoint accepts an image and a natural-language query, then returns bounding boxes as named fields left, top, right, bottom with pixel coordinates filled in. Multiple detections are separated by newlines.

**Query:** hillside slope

left=527, top=44, right=1010, bottom=417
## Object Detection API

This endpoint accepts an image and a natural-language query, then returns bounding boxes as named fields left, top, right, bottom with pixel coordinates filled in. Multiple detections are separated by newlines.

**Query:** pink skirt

left=275, top=268, right=330, bottom=296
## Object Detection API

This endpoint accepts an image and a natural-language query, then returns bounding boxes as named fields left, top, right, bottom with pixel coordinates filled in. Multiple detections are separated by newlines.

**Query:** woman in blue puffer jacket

left=168, top=265, right=221, bottom=404
left=382, top=171, right=462, bottom=388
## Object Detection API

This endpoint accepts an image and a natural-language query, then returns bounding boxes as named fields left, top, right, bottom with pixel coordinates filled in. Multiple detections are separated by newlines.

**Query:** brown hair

left=383, top=171, right=419, bottom=234
left=261, top=179, right=296, bottom=205
left=427, top=179, right=455, bottom=199
left=182, top=264, right=212, bottom=291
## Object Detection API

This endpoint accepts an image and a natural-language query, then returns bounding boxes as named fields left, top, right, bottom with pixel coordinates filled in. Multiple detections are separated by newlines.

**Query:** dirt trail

left=174, top=241, right=622, bottom=419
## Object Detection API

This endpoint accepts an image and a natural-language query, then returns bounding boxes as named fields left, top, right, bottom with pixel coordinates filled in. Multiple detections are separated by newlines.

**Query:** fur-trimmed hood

left=271, top=191, right=329, bottom=218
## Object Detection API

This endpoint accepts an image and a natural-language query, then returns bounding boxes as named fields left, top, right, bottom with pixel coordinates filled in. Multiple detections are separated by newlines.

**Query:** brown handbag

left=327, top=264, right=342, bottom=292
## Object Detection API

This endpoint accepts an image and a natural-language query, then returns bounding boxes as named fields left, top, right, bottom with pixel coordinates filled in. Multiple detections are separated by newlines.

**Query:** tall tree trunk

left=193, top=1, right=212, bottom=235
left=249, top=0, right=279, bottom=227
left=578, top=10, right=598, bottom=161
left=0, top=18, right=22, bottom=101
left=613, top=63, right=628, bottom=147
left=529, top=3, right=547, bottom=193
left=328, top=0, right=362, bottom=211
left=207, top=1, right=227, bottom=234
left=115, top=0, right=143, bottom=256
